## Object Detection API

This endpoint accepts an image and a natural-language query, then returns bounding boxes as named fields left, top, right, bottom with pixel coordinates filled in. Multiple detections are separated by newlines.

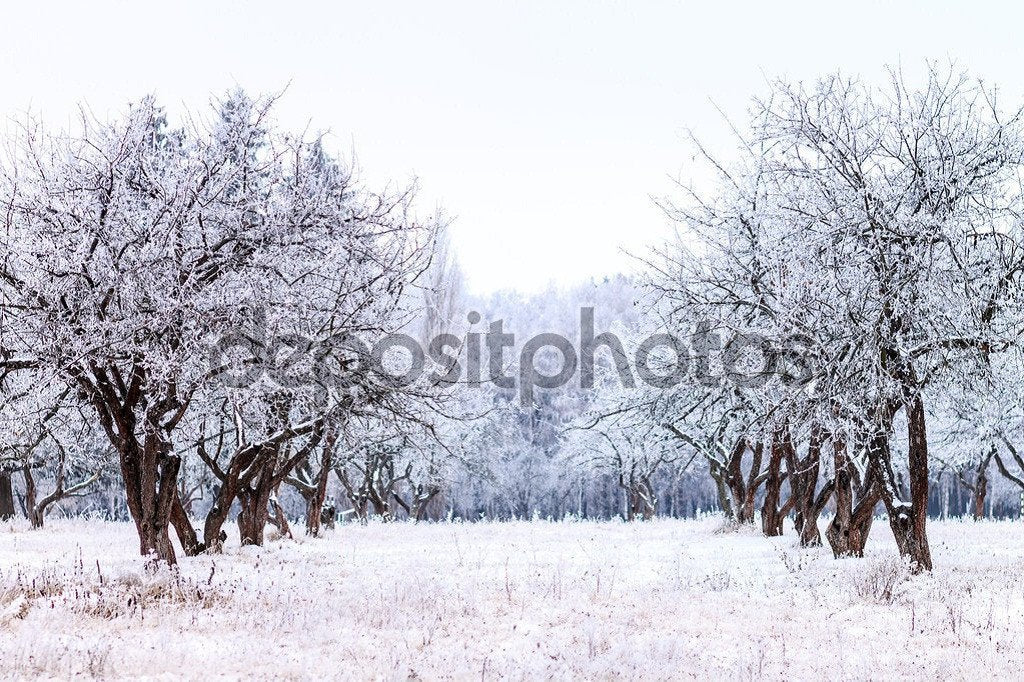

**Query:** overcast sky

left=2, top=1, right=1021, bottom=293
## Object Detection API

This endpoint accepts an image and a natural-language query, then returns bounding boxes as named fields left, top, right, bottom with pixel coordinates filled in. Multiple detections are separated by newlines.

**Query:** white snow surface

left=1, top=516, right=1023, bottom=680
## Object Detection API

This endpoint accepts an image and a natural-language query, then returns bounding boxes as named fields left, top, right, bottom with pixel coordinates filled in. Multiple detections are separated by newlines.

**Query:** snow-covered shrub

left=0, top=559, right=226, bottom=620
left=775, top=546, right=821, bottom=574
left=713, top=518, right=761, bottom=536
left=851, top=556, right=912, bottom=604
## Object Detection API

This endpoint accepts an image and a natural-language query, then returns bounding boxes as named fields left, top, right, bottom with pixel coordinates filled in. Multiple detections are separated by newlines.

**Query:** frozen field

left=1, top=517, right=1023, bottom=680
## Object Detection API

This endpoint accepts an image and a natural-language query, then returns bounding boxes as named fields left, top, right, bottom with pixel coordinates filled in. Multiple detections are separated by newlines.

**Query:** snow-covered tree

left=0, top=90, right=438, bottom=560
left=649, top=65, right=1024, bottom=569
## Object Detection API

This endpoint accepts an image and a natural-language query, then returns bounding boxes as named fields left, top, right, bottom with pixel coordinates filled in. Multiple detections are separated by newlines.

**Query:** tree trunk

left=204, top=482, right=235, bottom=552
left=826, top=440, right=853, bottom=556
left=625, top=481, right=656, bottom=521
left=725, top=438, right=760, bottom=524
left=0, top=471, right=17, bottom=521
left=136, top=513, right=177, bottom=565
left=873, top=396, right=932, bottom=572
left=826, top=438, right=879, bottom=558
left=170, top=492, right=203, bottom=556
left=368, top=493, right=394, bottom=521
left=120, top=429, right=180, bottom=565
left=786, top=425, right=829, bottom=546
left=269, top=487, right=292, bottom=539
left=797, top=476, right=834, bottom=547
left=761, top=433, right=785, bottom=537
left=740, top=441, right=762, bottom=523
left=710, top=462, right=735, bottom=520
left=77, top=366, right=183, bottom=565
left=22, top=466, right=42, bottom=528
left=237, top=465, right=274, bottom=546
left=301, top=493, right=317, bottom=529
left=236, top=494, right=261, bottom=546
left=412, top=488, right=442, bottom=521
left=306, top=433, right=335, bottom=537
left=972, top=469, right=987, bottom=521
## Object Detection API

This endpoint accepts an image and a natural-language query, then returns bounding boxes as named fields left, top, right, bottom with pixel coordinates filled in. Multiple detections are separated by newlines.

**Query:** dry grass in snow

left=1, top=516, right=1023, bottom=679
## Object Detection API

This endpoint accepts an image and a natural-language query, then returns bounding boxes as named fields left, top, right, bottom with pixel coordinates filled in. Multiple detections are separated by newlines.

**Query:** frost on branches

left=631, top=66, right=1024, bottom=571
left=0, top=91, right=441, bottom=562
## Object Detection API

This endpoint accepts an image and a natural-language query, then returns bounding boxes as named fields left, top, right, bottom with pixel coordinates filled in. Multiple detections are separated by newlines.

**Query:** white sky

left=2, top=1, right=1022, bottom=294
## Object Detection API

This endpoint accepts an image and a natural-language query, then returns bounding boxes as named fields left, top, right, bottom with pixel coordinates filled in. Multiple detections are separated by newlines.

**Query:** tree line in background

left=3, top=66, right=1024, bottom=573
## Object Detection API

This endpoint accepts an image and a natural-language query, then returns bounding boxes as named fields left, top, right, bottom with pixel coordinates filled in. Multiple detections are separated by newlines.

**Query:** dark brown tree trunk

left=725, top=439, right=746, bottom=522
left=237, top=464, right=275, bottom=546
left=420, top=490, right=446, bottom=521
left=625, top=481, right=656, bottom=521
left=709, top=461, right=735, bottom=520
left=204, top=481, right=235, bottom=552
left=353, top=498, right=369, bottom=521
left=846, top=498, right=877, bottom=557
left=826, top=438, right=879, bottom=558
left=798, top=477, right=835, bottom=547
left=412, top=488, right=442, bottom=521
left=269, top=486, right=293, bottom=539
left=972, top=468, right=987, bottom=521
left=121, top=429, right=180, bottom=565
left=0, top=471, right=16, bottom=521
left=170, top=492, right=203, bottom=556
left=236, top=493, right=260, bottom=546
left=368, top=492, right=393, bottom=520
left=785, top=425, right=828, bottom=546
left=76, top=365, right=183, bottom=565
left=21, top=463, right=101, bottom=530
left=197, top=400, right=326, bottom=551
left=883, top=396, right=932, bottom=572
left=906, top=397, right=933, bottom=569
left=725, top=438, right=761, bottom=524
left=761, top=433, right=786, bottom=537
left=741, top=441, right=762, bottom=523
left=798, top=506, right=819, bottom=545
left=22, top=466, right=41, bottom=528
left=306, top=432, right=335, bottom=537
left=301, top=493, right=317, bottom=529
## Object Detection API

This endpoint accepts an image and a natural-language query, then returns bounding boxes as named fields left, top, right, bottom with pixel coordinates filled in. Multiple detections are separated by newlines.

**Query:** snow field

left=1, top=516, right=1023, bottom=679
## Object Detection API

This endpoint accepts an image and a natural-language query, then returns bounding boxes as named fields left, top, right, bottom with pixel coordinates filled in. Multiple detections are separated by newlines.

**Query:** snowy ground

left=1, top=516, right=1023, bottom=680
